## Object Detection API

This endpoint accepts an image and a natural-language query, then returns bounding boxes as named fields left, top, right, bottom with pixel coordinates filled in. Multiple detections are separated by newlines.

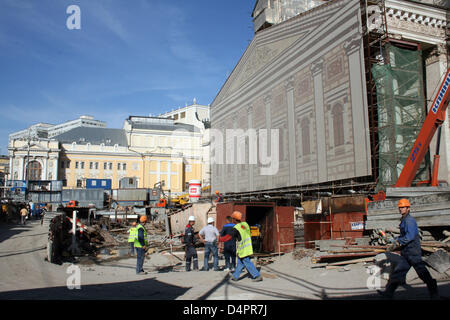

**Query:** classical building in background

left=8, top=104, right=210, bottom=194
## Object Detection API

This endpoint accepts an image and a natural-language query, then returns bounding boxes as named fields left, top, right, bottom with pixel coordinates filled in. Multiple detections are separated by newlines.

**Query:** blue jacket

left=395, top=214, right=421, bottom=257
left=137, top=227, right=146, bottom=247
left=220, top=223, right=236, bottom=250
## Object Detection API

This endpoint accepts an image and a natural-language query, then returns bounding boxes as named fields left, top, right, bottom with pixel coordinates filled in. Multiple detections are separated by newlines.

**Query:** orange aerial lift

left=395, top=67, right=450, bottom=188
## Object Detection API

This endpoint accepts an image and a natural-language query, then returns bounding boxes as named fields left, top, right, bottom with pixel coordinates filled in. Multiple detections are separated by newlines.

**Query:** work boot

left=426, top=279, right=439, bottom=300
left=251, top=276, right=263, bottom=282
left=377, top=281, right=399, bottom=299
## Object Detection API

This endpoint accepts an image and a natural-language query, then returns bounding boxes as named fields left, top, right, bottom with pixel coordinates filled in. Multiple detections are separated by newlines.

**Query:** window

left=332, top=104, right=344, bottom=147
left=122, top=163, right=126, bottom=171
left=80, top=162, right=85, bottom=169
left=117, top=163, right=121, bottom=170
left=95, top=162, right=98, bottom=170
left=104, top=162, right=107, bottom=170
left=109, top=163, right=112, bottom=170
left=101, top=180, right=107, bottom=187
left=27, top=161, right=42, bottom=180
left=75, top=161, right=79, bottom=169
left=91, top=180, right=97, bottom=186
left=173, top=114, right=179, bottom=120
left=66, top=161, right=70, bottom=169
left=90, top=162, right=93, bottom=169
left=61, top=161, right=65, bottom=169
left=76, top=179, right=82, bottom=187
left=62, top=180, right=67, bottom=187
left=180, top=112, right=186, bottom=119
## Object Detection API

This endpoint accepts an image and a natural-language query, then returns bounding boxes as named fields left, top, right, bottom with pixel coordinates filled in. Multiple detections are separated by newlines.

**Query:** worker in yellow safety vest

left=135, top=216, right=149, bottom=275
left=128, top=222, right=138, bottom=256
left=219, top=211, right=262, bottom=282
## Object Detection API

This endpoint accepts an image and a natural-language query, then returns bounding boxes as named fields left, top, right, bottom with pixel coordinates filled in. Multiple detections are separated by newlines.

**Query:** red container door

left=275, top=206, right=295, bottom=253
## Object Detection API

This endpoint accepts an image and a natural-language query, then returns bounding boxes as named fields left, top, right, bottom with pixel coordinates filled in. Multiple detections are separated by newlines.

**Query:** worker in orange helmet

left=378, top=199, right=438, bottom=299
left=219, top=211, right=262, bottom=282
left=215, top=190, right=224, bottom=203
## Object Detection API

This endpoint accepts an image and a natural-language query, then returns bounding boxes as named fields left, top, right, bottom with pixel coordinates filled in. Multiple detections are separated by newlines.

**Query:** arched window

left=27, top=161, right=42, bottom=180
left=332, top=103, right=344, bottom=147
left=301, top=118, right=311, bottom=155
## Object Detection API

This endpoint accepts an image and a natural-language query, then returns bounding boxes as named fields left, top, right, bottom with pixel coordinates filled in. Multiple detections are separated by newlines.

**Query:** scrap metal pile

left=45, top=211, right=175, bottom=265
left=293, top=233, right=450, bottom=274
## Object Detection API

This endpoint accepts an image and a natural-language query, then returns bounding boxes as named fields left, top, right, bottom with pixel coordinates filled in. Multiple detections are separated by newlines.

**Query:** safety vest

left=234, top=222, right=253, bottom=258
left=134, top=224, right=149, bottom=248
left=128, top=227, right=138, bottom=243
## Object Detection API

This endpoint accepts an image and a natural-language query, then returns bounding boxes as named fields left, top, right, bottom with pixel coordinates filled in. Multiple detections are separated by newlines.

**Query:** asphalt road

left=1, top=220, right=449, bottom=300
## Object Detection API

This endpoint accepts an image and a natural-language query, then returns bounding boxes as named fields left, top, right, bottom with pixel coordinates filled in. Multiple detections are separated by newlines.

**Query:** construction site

left=1, top=0, right=450, bottom=302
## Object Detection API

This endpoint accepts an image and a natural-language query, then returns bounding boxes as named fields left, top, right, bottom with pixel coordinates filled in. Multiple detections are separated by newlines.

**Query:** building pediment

left=213, top=0, right=343, bottom=105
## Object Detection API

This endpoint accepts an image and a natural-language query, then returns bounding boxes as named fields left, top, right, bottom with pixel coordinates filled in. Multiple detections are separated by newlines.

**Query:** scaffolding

left=372, top=44, right=430, bottom=189
left=361, top=0, right=430, bottom=190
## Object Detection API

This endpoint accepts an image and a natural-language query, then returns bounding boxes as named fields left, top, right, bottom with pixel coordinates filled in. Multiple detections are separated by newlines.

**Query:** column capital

left=344, top=33, right=362, bottom=55
left=310, top=58, right=324, bottom=76
left=284, top=76, right=295, bottom=91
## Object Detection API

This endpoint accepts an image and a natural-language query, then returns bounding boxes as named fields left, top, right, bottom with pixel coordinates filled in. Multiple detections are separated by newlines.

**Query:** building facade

left=211, top=0, right=449, bottom=194
left=8, top=108, right=209, bottom=194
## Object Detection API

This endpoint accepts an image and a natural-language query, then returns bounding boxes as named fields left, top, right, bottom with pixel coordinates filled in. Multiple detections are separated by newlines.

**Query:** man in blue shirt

left=378, top=199, right=438, bottom=299
left=220, top=216, right=236, bottom=271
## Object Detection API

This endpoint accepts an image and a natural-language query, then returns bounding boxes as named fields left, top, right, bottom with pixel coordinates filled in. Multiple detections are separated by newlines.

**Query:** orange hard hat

left=398, top=199, right=410, bottom=208
left=215, top=190, right=220, bottom=194
left=231, top=211, right=242, bottom=221
left=132, top=222, right=137, bottom=226
left=139, top=215, right=148, bottom=223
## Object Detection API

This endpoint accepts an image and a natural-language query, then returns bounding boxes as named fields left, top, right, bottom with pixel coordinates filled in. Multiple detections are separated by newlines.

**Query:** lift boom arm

left=395, top=68, right=450, bottom=187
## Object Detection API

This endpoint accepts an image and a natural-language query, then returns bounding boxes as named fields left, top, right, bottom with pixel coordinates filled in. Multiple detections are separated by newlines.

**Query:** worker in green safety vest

left=128, top=222, right=138, bottom=256
left=219, top=211, right=262, bottom=282
left=135, top=215, right=149, bottom=275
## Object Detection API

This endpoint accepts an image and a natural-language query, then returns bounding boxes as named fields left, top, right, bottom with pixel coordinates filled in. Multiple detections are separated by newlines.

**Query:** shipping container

left=28, top=180, right=62, bottom=192
left=86, top=178, right=112, bottom=190
left=216, top=202, right=295, bottom=253
left=303, top=195, right=366, bottom=248
left=112, top=188, right=148, bottom=202
left=119, top=177, right=138, bottom=189
left=62, top=189, right=105, bottom=208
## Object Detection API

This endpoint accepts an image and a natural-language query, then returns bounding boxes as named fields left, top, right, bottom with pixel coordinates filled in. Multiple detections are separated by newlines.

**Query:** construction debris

left=424, top=250, right=450, bottom=273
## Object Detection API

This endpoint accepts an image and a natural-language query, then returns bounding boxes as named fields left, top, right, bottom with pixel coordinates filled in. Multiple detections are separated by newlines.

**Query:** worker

left=219, top=211, right=263, bottom=282
left=220, top=216, right=236, bottom=271
left=199, top=217, right=220, bottom=271
left=134, top=215, right=149, bottom=275
left=184, top=216, right=199, bottom=272
left=378, top=199, right=438, bottom=299
left=20, top=206, right=28, bottom=225
left=215, top=190, right=224, bottom=203
left=128, top=222, right=138, bottom=256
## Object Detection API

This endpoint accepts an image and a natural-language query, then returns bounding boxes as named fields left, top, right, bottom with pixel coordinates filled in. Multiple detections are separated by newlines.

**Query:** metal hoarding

left=112, top=189, right=148, bottom=201
left=61, top=189, right=104, bottom=208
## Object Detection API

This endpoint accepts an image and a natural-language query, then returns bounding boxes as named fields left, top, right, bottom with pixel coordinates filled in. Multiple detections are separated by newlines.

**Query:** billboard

left=211, top=0, right=371, bottom=193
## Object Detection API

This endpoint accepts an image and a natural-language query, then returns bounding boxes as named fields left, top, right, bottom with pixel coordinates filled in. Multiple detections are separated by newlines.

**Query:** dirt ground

left=1, top=221, right=449, bottom=300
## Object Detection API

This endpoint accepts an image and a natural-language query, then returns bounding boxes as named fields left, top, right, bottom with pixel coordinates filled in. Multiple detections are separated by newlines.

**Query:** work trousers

left=136, top=247, right=145, bottom=274
left=204, top=242, right=219, bottom=271
left=129, top=242, right=135, bottom=256
left=185, top=245, right=198, bottom=271
left=223, top=246, right=236, bottom=270
left=232, top=256, right=260, bottom=280
left=390, top=253, right=434, bottom=286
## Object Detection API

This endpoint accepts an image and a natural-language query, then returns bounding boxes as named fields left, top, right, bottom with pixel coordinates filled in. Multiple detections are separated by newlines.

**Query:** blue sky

left=0, top=0, right=255, bottom=154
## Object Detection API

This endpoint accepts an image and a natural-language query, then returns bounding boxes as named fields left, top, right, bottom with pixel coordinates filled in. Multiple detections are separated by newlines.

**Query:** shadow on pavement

left=0, top=277, right=191, bottom=300
left=0, top=223, right=35, bottom=243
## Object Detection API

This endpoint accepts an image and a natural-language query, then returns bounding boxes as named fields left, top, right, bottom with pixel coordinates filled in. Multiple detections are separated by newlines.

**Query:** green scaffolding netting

left=372, top=44, right=430, bottom=190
